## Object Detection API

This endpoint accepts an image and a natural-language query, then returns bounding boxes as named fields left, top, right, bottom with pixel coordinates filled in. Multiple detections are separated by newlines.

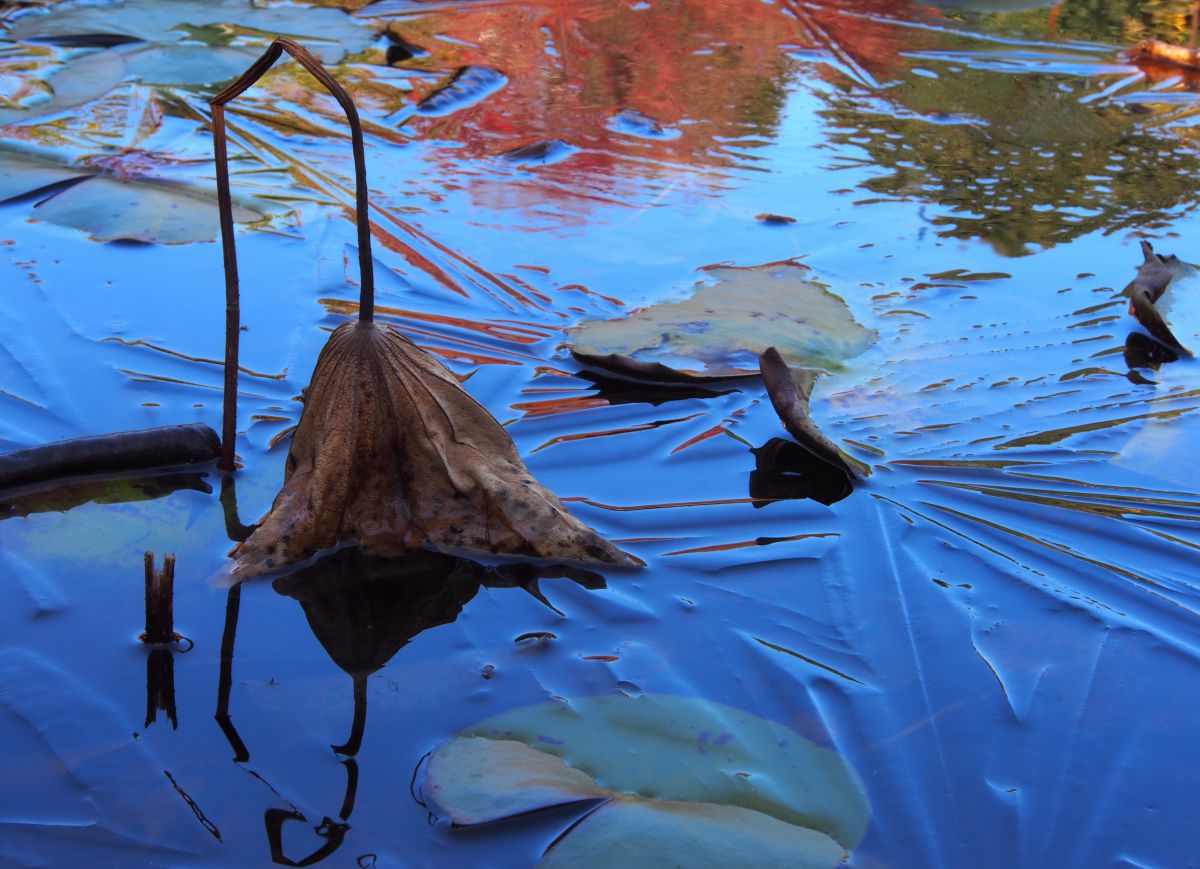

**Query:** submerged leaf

left=32, top=175, right=261, bottom=243
left=230, top=322, right=635, bottom=579
left=443, top=693, right=870, bottom=850
left=426, top=737, right=609, bottom=825
left=570, top=260, right=875, bottom=379
left=539, top=796, right=847, bottom=869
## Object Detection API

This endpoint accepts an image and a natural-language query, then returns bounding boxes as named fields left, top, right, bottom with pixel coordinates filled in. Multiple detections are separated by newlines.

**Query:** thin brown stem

left=210, top=37, right=376, bottom=471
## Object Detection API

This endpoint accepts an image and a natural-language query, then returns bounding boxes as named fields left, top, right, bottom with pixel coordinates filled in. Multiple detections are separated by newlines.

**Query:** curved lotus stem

left=211, top=37, right=375, bottom=471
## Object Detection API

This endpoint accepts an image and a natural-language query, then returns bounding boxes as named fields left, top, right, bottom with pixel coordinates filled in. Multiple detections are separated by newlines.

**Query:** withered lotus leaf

left=230, top=322, right=636, bottom=580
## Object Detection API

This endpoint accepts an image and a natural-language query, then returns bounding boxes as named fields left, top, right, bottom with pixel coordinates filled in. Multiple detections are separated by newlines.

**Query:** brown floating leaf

left=1124, top=240, right=1192, bottom=357
left=759, top=347, right=861, bottom=478
left=230, top=322, right=637, bottom=580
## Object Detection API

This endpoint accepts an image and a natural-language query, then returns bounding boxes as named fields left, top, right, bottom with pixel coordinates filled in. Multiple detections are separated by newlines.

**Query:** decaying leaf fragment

left=759, top=347, right=863, bottom=478
left=230, top=322, right=636, bottom=580
left=1124, top=240, right=1193, bottom=357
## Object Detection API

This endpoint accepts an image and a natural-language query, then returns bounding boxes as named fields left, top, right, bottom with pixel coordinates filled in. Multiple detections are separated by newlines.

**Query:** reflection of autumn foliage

left=392, top=0, right=911, bottom=169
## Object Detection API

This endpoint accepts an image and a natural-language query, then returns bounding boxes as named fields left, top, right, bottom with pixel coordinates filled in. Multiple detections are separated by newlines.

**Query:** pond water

left=3, top=0, right=1200, bottom=865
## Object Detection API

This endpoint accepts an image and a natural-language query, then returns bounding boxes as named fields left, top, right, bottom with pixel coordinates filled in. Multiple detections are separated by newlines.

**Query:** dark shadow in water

left=578, top=369, right=739, bottom=407
left=749, top=437, right=854, bottom=507
left=1124, top=330, right=1181, bottom=385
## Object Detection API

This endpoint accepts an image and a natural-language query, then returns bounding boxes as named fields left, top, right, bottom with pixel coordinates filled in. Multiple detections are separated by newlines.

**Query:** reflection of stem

left=145, top=647, right=178, bottom=730
left=262, top=761, right=356, bottom=866
left=332, top=674, right=367, bottom=757
left=215, top=583, right=250, bottom=762
left=338, top=758, right=359, bottom=821
left=211, top=37, right=376, bottom=471
left=220, top=474, right=256, bottom=542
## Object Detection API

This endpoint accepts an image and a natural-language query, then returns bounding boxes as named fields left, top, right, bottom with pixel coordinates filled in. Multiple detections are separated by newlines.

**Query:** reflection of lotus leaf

left=426, top=694, right=869, bottom=867
left=569, top=261, right=876, bottom=376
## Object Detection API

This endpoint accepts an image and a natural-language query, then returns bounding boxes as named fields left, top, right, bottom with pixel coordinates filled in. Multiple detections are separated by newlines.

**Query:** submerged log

left=229, top=322, right=637, bottom=580
left=0, top=423, right=219, bottom=491
left=1124, top=240, right=1192, bottom=356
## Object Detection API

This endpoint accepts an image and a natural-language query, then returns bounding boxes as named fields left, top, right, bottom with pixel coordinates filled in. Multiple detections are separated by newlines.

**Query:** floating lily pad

left=33, top=175, right=261, bottom=244
left=0, top=151, right=90, bottom=200
left=0, top=48, right=126, bottom=126
left=0, top=146, right=266, bottom=243
left=540, top=796, right=846, bottom=869
left=426, top=694, right=869, bottom=867
left=8, top=0, right=374, bottom=80
left=569, top=260, right=875, bottom=378
left=120, top=44, right=261, bottom=87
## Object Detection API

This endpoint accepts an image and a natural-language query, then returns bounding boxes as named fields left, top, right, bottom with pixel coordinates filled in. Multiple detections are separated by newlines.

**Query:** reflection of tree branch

left=264, top=759, right=358, bottom=866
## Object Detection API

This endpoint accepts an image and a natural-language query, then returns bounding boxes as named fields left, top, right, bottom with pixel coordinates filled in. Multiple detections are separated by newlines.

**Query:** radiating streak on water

left=750, top=635, right=865, bottom=685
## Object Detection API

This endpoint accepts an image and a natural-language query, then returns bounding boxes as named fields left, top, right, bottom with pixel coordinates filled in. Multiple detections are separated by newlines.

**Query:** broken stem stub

left=211, top=37, right=376, bottom=471
left=142, top=551, right=176, bottom=645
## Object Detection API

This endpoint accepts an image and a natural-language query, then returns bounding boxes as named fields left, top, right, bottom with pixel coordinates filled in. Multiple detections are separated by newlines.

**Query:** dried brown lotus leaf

left=230, top=322, right=635, bottom=579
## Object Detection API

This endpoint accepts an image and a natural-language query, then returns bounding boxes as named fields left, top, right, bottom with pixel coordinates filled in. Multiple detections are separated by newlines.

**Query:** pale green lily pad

left=570, top=261, right=876, bottom=377
left=460, top=694, right=869, bottom=847
left=0, top=48, right=126, bottom=126
left=32, top=175, right=262, bottom=243
left=428, top=693, right=869, bottom=864
left=121, top=44, right=262, bottom=87
left=425, top=737, right=608, bottom=825
left=539, top=796, right=847, bottom=869
left=0, top=151, right=90, bottom=201
left=8, top=0, right=373, bottom=70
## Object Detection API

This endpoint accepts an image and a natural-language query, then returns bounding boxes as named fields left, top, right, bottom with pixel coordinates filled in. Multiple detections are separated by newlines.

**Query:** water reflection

left=212, top=478, right=607, bottom=866
left=273, top=549, right=484, bottom=756
left=749, top=437, right=854, bottom=506
left=1123, top=329, right=1180, bottom=383
left=820, top=65, right=1200, bottom=256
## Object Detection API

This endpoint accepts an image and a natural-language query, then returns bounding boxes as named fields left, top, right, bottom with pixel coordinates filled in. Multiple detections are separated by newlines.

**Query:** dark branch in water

left=1125, top=240, right=1192, bottom=357
left=211, top=37, right=376, bottom=471
left=0, top=423, right=218, bottom=491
